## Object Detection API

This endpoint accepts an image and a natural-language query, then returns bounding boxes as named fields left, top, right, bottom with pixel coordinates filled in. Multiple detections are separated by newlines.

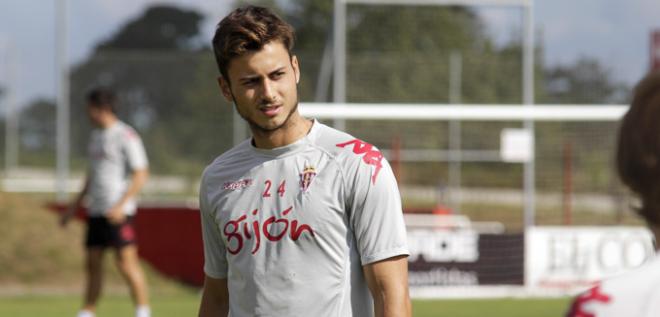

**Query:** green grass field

left=0, top=294, right=571, bottom=317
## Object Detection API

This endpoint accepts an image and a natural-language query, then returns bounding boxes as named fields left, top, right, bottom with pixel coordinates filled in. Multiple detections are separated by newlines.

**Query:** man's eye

left=243, top=79, right=259, bottom=86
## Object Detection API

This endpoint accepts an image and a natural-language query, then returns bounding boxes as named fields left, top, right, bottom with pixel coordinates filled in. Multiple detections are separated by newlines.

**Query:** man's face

left=219, top=41, right=300, bottom=133
left=86, top=104, right=105, bottom=127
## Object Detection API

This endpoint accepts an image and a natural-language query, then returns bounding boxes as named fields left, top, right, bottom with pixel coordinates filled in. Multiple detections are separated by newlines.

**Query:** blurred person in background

left=197, top=5, right=411, bottom=317
left=566, top=71, right=660, bottom=316
left=60, top=88, right=151, bottom=317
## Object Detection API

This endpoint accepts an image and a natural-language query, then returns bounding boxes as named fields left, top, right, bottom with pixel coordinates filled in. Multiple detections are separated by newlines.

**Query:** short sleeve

left=122, top=127, right=148, bottom=170
left=346, top=151, right=409, bottom=265
left=199, top=175, right=228, bottom=279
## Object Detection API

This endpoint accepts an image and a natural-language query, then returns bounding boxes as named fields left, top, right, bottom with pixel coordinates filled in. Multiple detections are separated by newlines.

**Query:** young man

left=565, top=72, right=660, bottom=317
left=198, top=6, right=411, bottom=317
left=61, top=88, right=151, bottom=317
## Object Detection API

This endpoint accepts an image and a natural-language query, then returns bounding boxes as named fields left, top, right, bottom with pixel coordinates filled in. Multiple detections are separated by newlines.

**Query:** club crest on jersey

left=299, top=165, right=317, bottom=193
left=223, top=179, right=253, bottom=191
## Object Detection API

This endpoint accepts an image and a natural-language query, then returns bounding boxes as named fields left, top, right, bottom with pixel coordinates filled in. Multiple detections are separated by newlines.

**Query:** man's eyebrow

left=238, top=66, right=287, bottom=82
left=239, top=74, right=260, bottom=81
left=269, top=66, right=287, bottom=74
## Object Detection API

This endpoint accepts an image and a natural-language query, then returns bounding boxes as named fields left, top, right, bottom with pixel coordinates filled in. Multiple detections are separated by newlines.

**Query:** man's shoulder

left=202, top=140, right=253, bottom=180
left=312, top=121, right=380, bottom=162
left=112, top=121, right=141, bottom=141
left=313, top=122, right=387, bottom=177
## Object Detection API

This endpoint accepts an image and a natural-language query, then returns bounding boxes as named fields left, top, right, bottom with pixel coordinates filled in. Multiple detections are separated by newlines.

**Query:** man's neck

left=251, top=115, right=312, bottom=149
left=99, top=115, right=118, bottom=129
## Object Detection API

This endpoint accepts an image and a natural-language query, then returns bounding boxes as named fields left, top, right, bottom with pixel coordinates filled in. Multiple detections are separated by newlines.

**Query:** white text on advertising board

left=408, top=229, right=479, bottom=262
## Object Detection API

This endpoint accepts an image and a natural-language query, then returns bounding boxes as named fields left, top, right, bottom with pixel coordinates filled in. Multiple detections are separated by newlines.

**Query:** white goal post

left=300, top=103, right=627, bottom=121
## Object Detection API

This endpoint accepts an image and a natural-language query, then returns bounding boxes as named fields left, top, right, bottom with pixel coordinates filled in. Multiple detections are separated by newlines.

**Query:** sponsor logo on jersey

left=299, top=165, right=317, bottom=193
left=223, top=206, right=315, bottom=255
left=336, top=139, right=384, bottom=184
left=223, top=179, right=253, bottom=191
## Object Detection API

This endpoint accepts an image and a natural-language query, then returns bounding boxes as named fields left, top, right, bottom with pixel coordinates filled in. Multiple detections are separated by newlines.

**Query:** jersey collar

left=249, top=119, right=320, bottom=158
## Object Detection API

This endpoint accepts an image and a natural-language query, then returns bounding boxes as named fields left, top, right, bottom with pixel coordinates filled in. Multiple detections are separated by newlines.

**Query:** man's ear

left=218, top=76, right=233, bottom=102
left=291, top=55, right=300, bottom=84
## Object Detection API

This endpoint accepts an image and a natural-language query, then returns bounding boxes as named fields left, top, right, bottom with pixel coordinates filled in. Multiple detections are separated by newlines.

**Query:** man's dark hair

left=212, top=5, right=295, bottom=83
left=86, top=87, right=116, bottom=113
left=617, top=71, right=660, bottom=225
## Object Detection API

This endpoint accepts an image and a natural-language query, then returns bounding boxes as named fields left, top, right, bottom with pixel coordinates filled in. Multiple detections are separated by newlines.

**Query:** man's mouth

left=260, top=104, right=282, bottom=117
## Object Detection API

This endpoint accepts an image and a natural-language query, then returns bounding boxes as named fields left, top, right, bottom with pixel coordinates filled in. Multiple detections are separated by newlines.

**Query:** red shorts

left=85, top=216, right=136, bottom=248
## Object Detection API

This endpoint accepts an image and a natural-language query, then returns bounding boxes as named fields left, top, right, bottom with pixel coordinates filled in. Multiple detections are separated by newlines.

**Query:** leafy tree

left=175, top=53, right=235, bottom=169
left=0, top=87, right=3, bottom=152
left=9, top=99, right=57, bottom=166
left=0, top=119, right=4, bottom=168
left=96, top=6, right=203, bottom=51
left=542, top=57, right=628, bottom=104
left=19, top=99, right=56, bottom=152
left=534, top=57, right=630, bottom=193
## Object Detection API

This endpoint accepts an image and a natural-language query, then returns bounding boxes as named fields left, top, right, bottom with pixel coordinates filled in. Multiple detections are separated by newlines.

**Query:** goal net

left=301, top=103, right=635, bottom=230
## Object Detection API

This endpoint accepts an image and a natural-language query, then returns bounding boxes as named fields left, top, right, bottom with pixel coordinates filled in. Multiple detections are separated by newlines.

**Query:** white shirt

left=87, top=120, right=148, bottom=216
left=199, top=120, right=409, bottom=317
left=566, top=253, right=660, bottom=317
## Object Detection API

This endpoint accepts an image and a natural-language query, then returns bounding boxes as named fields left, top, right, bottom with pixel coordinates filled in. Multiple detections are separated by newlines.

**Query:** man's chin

left=245, top=105, right=298, bottom=134
left=250, top=119, right=285, bottom=133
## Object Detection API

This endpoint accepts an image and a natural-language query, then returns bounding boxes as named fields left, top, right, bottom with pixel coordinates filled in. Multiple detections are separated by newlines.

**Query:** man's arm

left=198, top=275, right=229, bottom=317
left=106, top=168, right=149, bottom=224
left=60, top=175, right=90, bottom=227
left=363, top=255, right=411, bottom=317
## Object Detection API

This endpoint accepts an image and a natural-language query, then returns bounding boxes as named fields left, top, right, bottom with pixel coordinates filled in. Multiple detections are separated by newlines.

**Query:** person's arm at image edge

left=364, top=255, right=412, bottom=317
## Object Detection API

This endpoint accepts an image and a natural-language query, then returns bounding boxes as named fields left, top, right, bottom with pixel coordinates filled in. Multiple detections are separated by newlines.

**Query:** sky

left=0, top=0, right=659, bottom=110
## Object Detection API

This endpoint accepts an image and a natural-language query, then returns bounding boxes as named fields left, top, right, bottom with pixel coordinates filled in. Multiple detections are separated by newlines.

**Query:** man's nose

left=260, top=79, right=276, bottom=102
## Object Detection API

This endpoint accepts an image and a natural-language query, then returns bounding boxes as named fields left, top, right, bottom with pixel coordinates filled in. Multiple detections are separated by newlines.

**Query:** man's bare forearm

left=115, top=168, right=149, bottom=208
left=364, top=255, right=412, bottom=317
left=198, top=275, right=229, bottom=317
left=373, top=283, right=411, bottom=317
left=68, top=176, right=90, bottom=212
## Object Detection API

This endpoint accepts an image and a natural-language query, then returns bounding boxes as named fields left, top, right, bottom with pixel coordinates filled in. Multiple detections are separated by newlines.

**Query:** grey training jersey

left=200, top=120, right=409, bottom=317
left=87, top=121, right=148, bottom=216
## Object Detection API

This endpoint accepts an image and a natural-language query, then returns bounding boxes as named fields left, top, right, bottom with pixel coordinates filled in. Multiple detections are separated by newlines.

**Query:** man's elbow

left=134, top=168, right=149, bottom=180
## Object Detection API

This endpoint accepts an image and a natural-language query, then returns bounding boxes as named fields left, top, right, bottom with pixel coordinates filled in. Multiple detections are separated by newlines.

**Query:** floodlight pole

left=449, top=52, right=462, bottom=213
left=335, top=0, right=536, bottom=227
left=3, top=40, right=19, bottom=176
left=56, top=0, right=70, bottom=201
left=333, top=0, right=347, bottom=130
left=522, top=1, right=535, bottom=228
